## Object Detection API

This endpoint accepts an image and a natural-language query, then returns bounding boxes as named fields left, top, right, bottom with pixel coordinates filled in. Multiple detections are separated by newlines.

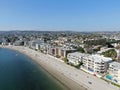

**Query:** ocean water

left=0, top=48, right=67, bottom=90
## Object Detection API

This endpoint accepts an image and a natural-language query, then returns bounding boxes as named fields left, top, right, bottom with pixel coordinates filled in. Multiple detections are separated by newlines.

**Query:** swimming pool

left=106, top=74, right=113, bottom=80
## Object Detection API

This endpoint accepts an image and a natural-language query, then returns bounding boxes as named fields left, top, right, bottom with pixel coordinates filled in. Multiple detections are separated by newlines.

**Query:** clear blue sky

left=0, top=0, right=120, bottom=31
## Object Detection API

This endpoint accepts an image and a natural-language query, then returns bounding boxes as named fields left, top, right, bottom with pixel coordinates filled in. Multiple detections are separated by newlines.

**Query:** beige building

left=47, top=46, right=56, bottom=56
left=47, top=46, right=77, bottom=58
left=55, top=47, right=77, bottom=58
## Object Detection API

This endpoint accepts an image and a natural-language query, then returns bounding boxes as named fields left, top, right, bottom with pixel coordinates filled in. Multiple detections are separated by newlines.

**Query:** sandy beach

left=2, top=45, right=119, bottom=90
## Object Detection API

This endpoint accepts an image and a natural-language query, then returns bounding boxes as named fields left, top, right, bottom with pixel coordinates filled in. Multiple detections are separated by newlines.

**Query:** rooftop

left=109, top=62, right=120, bottom=69
left=68, top=52, right=88, bottom=57
left=91, top=54, right=112, bottom=62
left=57, top=46, right=77, bottom=51
left=97, top=48, right=113, bottom=54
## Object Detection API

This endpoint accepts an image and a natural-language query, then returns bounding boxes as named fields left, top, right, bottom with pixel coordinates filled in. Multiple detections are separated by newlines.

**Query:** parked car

left=88, top=81, right=92, bottom=84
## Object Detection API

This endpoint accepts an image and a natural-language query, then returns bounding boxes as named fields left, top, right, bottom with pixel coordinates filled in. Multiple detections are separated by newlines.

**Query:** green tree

left=77, top=47, right=85, bottom=53
left=63, top=57, right=68, bottom=63
left=102, top=49, right=117, bottom=60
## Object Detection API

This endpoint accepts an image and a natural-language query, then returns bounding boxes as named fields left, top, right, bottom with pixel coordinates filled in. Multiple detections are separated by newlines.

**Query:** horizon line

left=0, top=30, right=120, bottom=32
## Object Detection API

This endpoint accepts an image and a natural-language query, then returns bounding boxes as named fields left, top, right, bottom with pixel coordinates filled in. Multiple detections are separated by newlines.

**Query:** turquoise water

left=106, top=74, right=113, bottom=80
left=0, top=48, right=67, bottom=90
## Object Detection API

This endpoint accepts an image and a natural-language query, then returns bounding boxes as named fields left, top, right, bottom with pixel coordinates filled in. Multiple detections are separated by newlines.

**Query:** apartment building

left=108, top=62, right=120, bottom=84
left=47, top=45, right=56, bottom=56
left=47, top=46, right=77, bottom=58
left=81, top=55, right=112, bottom=75
left=67, top=52, right=113, bottom=75
left=56, top=47, right=77, bottom=58
left=29, top=40, right=44, bottom=50
left=67, top=52, right=87, bottom=66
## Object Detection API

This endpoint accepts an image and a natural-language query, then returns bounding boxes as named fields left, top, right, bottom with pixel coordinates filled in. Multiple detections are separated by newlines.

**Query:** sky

left=0, top=0, right=120, bottom=31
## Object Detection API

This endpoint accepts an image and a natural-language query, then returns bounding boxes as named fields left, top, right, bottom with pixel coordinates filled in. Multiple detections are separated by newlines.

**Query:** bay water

left=0, top=48, right=67, bottom=90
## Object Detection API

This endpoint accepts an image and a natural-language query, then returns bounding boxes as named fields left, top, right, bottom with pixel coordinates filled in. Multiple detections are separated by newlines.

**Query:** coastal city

left=0, top=31, right=120, bottom=90
left=1, top=0, right=120, bottom=90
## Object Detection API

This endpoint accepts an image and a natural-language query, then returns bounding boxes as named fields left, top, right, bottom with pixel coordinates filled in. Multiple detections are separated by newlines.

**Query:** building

left=67, top=52, right=112, bottom=76
left=1, top=38, right=8, bottom=45
left=97, top=48, right=113, bottom=54
left=56, top=47, right=77, bottom=58
left=67, top=52, right=113, bottom=76
left=47, top=45, right=56, bottom=56
left=47, top=46, right=77, bottom=58
left=39, top=43, right=48, bottom=54
left=81, top=54, right=112, bottom=76
left=67, top=52, right=86, bottom=66
left=29, top=40, right=44, bottom=50
left=14, top=40, right=24, bottom=46
left=108, top=62, right=120, bottom=84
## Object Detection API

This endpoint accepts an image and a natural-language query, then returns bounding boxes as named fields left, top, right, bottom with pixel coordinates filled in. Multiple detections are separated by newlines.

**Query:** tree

left=63, top=57, right=68, bottom=63
left=84, top=39, right=107, bottom=46
left=106, top=42, right=114, bottom=48
left=77, top=47, right=85, bottom=53
left=102, top=49, right=117, bottom=60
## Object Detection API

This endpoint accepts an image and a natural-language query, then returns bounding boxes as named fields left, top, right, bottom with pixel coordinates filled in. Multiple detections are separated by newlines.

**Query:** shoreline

left=3, top=46, right=87, bottom=90
left=2, top=45, right=119, bottom=90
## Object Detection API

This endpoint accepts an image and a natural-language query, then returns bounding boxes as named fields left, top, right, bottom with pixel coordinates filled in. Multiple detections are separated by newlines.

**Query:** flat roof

left=68, top=52, right=89, bottom=58
left=109, top=62, right=120, bottom=69
left=57, top=47, right=77, bottom=51
left=91, top=55, right=112, bottom=62
left=97, top=48, right=113, bottom=54
left=68, top=52, right=112, bottom=62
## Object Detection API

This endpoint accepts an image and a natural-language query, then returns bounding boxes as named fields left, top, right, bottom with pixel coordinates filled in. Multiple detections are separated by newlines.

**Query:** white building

left=67, top=52, right=113, bottom=76
left=67, top=51, right=113, bottom=76
left=35, top=43, right=40, bottom=50
left=108, top=62, right=120, bottom=84
left=67, top=52, right=86, bottom=66
left=81, top=55, right=112, bottom=75
left=29, top=40, right=44, bottom=50
left=97, top=48, right=113, bottom=54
